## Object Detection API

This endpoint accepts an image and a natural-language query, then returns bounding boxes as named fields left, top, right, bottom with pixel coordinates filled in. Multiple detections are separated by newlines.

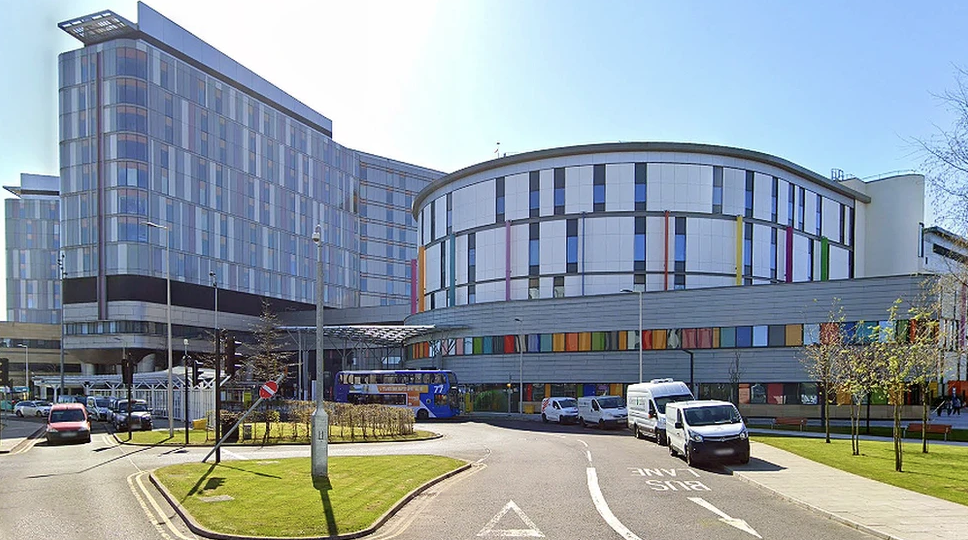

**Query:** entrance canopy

left=278, top=325, right=448, bottom=347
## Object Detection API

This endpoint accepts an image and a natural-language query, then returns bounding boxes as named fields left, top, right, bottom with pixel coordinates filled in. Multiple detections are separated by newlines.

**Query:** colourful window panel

left=455, top=338, right=463, bottom=355
left=627, top=330, right=639, bottom=351
left=528, top=334, right=540, bottom=352
left=618, top=331, right=628, bottom=351
left=766, top=383, right=784, bottom=404
left=736, top=327, right=753, bottom=347
left=877, top=320, right=894, bottom=342
left=842, top=322, right=857, bottom=343
left=785, top=324, right=803, bottom=346
left=720, top=327, right=736, bottom=348
left=652, top=329, right=667, bottom=350
left=610, top=383, right=624, bottom=396
left=820, top=323, right=840, bottom=345
left=592, top=332, right=605, bottom=351
left=856, top=322, right=877, bottom=344
left=565, top=333, right=579, bottom=351
left=473, top=337, right=483, bottom=354
left=712, top=327, right=720, bottom=348
left=608, top=331, right=620, bottom=351
left=896, top=320, right=910, bottom=343
left=738, top=383, right=750, bottom=404
left=642, top=330, right=653, bottom=350
left=682, top=328, right=698, bottom=349
left=697, top=328, right=712, bottom=349
left=483, top=337, right=494, bottom=354
left=667, top=328, right=681, bottom=349
left=768, top=325, right=785, bottom=347
left=752, top=326, right=768, bottom=347
left=578, top=332, right=592, bottom=351
left=504, top=335, right=516, bottom=354
left=554, top=333, right=566, bottom=352
left=803, top=324, right=820, bottom=345
left=540, top=334, right=553, bottom=352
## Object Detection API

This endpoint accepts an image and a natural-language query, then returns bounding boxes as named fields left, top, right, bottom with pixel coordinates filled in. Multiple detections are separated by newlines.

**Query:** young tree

left=245, top=301, right=293, bottom=443
left=840, top=324, right=878, bottom=456
left=798, top=299, right=848, bottom=444
left=906, top=304, right=943, bottom=454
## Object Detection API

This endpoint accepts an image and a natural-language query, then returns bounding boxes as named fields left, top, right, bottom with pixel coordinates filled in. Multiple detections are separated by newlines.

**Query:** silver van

left=666, top=400, right=749, bottom=465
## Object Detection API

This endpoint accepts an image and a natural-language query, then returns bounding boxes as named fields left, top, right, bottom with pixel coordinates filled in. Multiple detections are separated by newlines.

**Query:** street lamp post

left=210, top=272, right=221, bottom=464
left=145, top=221, right=173, bottom=438
left=183, top=337, right=190, bottom=446
left=17, top=344, right=29, bottom=398
left=58, top=253, right=66, bottom=400
left=622, top=289, right=644, bottom=383
left=514, top=318, right=524, bottom=414
left=311, top=224, right=329, bottom=480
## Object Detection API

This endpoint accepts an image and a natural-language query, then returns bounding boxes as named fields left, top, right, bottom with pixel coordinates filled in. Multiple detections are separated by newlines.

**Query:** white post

left=312, top=224, right=329, bottom=480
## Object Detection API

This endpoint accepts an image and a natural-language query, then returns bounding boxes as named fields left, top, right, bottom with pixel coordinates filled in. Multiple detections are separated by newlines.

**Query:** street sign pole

left=203, top=374, right=284, bottom=463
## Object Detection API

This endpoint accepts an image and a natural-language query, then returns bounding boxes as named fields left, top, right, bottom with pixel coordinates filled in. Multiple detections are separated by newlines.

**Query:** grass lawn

left=123, top=424, right=437, bottom=446
left=747, top=422, right=968, bottom=443
left=753, top=434, right=968, bottom=507
left=154, top=455, right=464, bottom=537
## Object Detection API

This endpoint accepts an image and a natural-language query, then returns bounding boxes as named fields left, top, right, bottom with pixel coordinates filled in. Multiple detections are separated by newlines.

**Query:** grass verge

left=753, top=434, right=968, bottom=506
left=747, top=422, right=968, bottom=443
left=154, top=455, right=464, bottom=537
left=122, top=424, right=437, bottom=446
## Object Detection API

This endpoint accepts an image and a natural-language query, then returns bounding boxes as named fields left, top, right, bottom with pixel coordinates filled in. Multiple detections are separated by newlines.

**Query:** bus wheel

left=416, top=409, right=429, bottom=421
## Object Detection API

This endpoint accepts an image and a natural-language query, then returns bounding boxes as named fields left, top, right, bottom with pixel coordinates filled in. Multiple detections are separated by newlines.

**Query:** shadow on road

left=726, top=457, right=787, bottom=472
left=314, top=476, right=339, bottom=537
left=470, top=417, right=633, bottom=437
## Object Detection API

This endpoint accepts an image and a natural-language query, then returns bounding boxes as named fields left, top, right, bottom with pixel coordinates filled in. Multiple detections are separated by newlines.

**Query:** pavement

left=0, top=414, right=46, bottom=453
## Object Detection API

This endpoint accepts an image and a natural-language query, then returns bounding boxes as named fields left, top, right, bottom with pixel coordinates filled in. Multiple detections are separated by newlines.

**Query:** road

left=0, top=417, right=877, bottom=540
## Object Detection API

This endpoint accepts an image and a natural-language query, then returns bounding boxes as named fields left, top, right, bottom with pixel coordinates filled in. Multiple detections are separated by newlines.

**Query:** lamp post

left=144, top=221, right=173, bottom=437
left=514, top=317, right=523, bottom=414
left=682, top=349, right=695, bottom=395
left=58, top=253, right=66, bottom=400
left=183, top=337, right=190, bottom=446
left=17, top=344, right=29, bottom=398
left=622, top=288, right=644, bottom=383
left=114, top=336, right=131, bottom=441
left=311, top=224, right=329, bottom=480
left=210, top=271, right=221, bottom=464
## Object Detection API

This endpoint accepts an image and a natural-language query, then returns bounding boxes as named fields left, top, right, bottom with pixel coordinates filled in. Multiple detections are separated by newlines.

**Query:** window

left=529, top=171, right=540, bottom=218
left=633, top=273, right=645, bottom=292
left=744, top=222, right=753, bottom=281
left=529, top=223, right=540, bottom=276
left=816, top=194, right=822, bottom=234
left=116, top=106, right=147, bottom=133
left=771, top=177, right=778, bottom=222
left=467, top=232, right=476, bottom=283
left=495, top=177, right=505, bottom=223
left=846, top=206, right=854, bottom=246
left=529, top=277, right=539, bottom=299
left=115, top=78, right=146, bottom=106
left=117, top=134, right=147, bottom=161
left=554, top=168, right=565, bottom=215
left=553, top=276, right=564, bottom=298
left=440, top=240, right=446, bottom=303
left=468, top=283, right=476, bottom=305
left=674, top=274, right=685, bottom=290
left=430, top=200, right=436, bottom=240
left=566, top=219, right=578, bottom=274
left=115, top=47, right=147, bottom=78
left=634, top=216, right=646, bottom=272
left=593, top=164, right=605, bottom=212
left=446, top=193, right=453, bottom=234
left=712, top=166, right=723, bottom=214
left=770, top=228, right=777, bottom=280
left=744, top=171, right=754, bottom=218
left=807, top=240, right=814, bottom=280
left=788, top=183, right=795, bottom=226
left=839, top=204, right=846, bottom=244
left=674, top=217, right=686, bottom=272
left=797, top=187, right=805, bottom=230
left=635, top=163, right=647, bottom=212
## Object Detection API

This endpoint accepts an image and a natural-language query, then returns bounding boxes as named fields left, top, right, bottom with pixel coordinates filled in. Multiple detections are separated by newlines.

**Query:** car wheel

left=669, top=443, right=677, bottom=457
left=633, top=424, right=641, bottom=439
left=685, top=445, right=695, bottom=467
left=738, top=453, right=750, bottom=465
left=598, top=419, right=605, bottom=429
left=579, top=417, right=586, bottom=428
left=558, top=416, right=566, bottom=425
left=541, top=413, right=548, bottom=423
left=16, top=410, right=22, bottom=417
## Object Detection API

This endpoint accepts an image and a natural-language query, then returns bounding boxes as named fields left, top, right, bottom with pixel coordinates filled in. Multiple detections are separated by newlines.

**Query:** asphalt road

left=0, top=418, right=877, bottom=540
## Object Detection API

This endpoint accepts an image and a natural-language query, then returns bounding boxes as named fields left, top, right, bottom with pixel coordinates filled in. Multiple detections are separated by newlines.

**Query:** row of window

left=409, top=319, right=929, bottom=359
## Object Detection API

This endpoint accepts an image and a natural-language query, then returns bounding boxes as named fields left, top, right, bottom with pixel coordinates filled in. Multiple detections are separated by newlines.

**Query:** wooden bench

left=771, top=417, right=808, bottom=431
left=903, top=423, right=952, bottom=441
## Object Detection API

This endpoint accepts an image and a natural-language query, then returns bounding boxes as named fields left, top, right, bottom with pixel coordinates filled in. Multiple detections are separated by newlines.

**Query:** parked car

left=577, top=395, right=627, bottom=428
left=540, top=397, right=579, bottom=424
left=86, top=396, right=115, bottom=422
left=666, top=400, right=750, bottom=466
left=14, top=400, right=53, bottom=417
left=627, top=379, right=694, bottom=445
left=46, top=403, right=91, bottom=444
left=113, top=399, right=153, bottom=431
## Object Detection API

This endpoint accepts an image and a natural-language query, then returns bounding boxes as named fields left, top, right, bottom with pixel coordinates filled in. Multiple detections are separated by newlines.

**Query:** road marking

left=688, top=497, right=761, bottom=538
left=586, top=468, right=642, bottom=540
left=586, top=450, right=592, bottom=463
left=646, top=480, right=710, bottom=491
left=221, top=448, right=246, bottom=461
left=577, top=439, right=589, bottom=448
left=477, top=500, right=544, bottom=537
left=475, top=447, right=493, bottom=465
left=128, top=471, right=195, bottom=540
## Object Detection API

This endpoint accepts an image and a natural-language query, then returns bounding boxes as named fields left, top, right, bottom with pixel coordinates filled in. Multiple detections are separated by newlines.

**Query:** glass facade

left=5, top=175, right=62, bottom=323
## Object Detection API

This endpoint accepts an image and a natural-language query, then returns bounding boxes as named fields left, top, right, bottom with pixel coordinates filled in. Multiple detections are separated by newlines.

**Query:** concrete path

left=731, top=441, right=968, bottom=540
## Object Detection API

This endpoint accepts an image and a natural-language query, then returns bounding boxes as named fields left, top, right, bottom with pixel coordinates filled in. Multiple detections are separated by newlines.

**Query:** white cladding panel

left=477, top=280, right=504, bottom=304
left=505, top=172, right=529, bottom=221
left=722, top=167, right=745, bottom=216
left=539, top=276, right=554, bottom=299
left=793, top=234, right=810, bottom=282
left=648, top=163, right=713, bottom=213
left=434, top=196, right=447, bottom=240
left=777, top=179, right=790, bottom=225
left=829, top=245, right=850, bottom=280
left=752, top=224, right=772, bottom=278
left=475, top=227, right=504, bottom=282
left=605, top=163, right=634, bottom=211
left=540, top=220, right=567, bottom=275
left=452, top=180, right=495, bottom=233
left=645, top=216, right=668, bottom=270
left=510, top=223, right=529, bottom=277
left=421, top=210, right=430, bottom=246
left=455, top=234, right=468, bottom=285
left=804, top=191, right=818, bottom=236
left=753, top=173, right=773, bottom=221
left=565, top=166, right=593, bottom=213
left=539, top=169, right=554, bottom=217
left=584, top=216, right=633, bottom=273
left=425, top=242, right=441, bottom=291
left=583, top=274, right=631, bottom=297
left=822, top=199, right=842, bottom=242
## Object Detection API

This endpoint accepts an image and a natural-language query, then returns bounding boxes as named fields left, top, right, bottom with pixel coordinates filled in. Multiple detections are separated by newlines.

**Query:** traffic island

left=152, top=455, right=468, bottom=539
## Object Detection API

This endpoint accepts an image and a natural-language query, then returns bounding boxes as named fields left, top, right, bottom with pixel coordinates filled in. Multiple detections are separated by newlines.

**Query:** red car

left=46, top=403, right=92, bottom=444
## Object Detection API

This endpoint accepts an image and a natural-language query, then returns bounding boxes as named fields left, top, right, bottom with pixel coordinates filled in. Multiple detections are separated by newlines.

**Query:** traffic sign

left=259, top=380, right=278, bottom=399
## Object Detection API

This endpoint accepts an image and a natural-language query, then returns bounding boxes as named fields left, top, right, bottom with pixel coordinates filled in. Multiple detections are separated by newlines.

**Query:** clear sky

left=1, top=0, right=966, bottom=316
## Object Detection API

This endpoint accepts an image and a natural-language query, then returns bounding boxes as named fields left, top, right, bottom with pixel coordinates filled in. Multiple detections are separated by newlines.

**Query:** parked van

left=627, top=379, right=693, bottom=445
left=577, top=395, right=627, bottom=428
left=666, top=400, right=749, bottom=466
left=540, top=397, right=579, bottom=424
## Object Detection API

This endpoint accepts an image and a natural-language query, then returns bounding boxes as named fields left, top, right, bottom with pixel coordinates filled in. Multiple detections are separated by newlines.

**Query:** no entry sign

left=259, top=380, right=278, bottom=399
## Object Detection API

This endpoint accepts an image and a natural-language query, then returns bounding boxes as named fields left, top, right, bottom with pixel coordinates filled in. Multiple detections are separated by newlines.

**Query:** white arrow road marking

left=688, top=497, right=762, bottom=538
left=587, top=468, right=643, bottom=540
left=477, top=500, right=544, bottom=537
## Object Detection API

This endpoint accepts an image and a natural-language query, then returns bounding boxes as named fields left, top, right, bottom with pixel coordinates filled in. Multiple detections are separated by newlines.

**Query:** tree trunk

left=921, top=383, right=930, bottom=454
left=824, top=384, right=831, bottom=444
left=893, top=394, right=903, bottom=472
left=850, top=397, right=860, bottom=455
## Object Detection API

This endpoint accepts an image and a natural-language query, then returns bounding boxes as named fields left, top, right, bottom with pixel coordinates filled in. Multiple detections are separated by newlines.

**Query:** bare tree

left=798, top=299, right=848, bottom=444
left=840, top=325, right=878, bottom=456
left=906, top=302, right=944, bottom=455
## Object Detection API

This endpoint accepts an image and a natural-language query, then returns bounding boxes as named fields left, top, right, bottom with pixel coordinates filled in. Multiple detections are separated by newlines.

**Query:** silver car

left=14, top=400, right=53, bottom=417
left=112, top=399, right=153, bottom=431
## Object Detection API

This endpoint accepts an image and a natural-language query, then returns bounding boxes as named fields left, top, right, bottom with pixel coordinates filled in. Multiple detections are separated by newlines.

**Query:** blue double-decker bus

left=333, top=370, right=461, bottom=420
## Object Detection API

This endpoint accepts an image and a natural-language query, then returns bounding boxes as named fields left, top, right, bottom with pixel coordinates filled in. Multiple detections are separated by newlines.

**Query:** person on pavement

left=953, top=396, right=962, bottom=416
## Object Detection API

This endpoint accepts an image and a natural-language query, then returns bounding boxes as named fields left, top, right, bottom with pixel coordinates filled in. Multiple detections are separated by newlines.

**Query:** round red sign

left=259, top=380, right=278, bottom=399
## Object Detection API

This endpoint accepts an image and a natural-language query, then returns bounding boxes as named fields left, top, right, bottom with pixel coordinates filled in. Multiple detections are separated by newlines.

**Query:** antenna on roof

left=830, top=168, right=845, bottom=181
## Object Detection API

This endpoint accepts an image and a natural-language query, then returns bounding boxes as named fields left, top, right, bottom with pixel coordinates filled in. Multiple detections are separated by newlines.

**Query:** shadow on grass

left=314, top=476, right=338, bottom=537
left=216, top=462, right=282, bottom=479
left=185, top=464, right=218, bottom=499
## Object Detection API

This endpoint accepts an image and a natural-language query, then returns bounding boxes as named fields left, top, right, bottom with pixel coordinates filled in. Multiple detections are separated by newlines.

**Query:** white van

left=540, top=397, right=579, bottom=424
left=577, top=395, right=627, bottom=429
left=666, top=400, right=749, bottom=466
left=627, top=379, right=693, bottom=445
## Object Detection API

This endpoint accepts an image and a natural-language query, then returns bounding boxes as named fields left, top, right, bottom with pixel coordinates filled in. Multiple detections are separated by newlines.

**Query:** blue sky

left=1, top=0, right=966, bottom=315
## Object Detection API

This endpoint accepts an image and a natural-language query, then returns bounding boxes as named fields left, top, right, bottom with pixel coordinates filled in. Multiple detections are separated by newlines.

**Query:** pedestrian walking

left=954, top=396, right=962, bottom=415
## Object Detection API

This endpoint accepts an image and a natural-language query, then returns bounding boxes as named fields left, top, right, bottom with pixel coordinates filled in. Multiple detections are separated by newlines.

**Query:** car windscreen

left=684, top=405, right=742, bottom=427
left=558, top=398, right=578, bottom=408
left=36, top=401, right=52, bottom=407
left=597, top=397, right=625, bottom=409
left=654, top=393, right=694, bottom=414
left=50, top=409, right=86, bottom=423
left=95, top=398, right=112, bottom=407
left=129, top=403, right=148, bottom=412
